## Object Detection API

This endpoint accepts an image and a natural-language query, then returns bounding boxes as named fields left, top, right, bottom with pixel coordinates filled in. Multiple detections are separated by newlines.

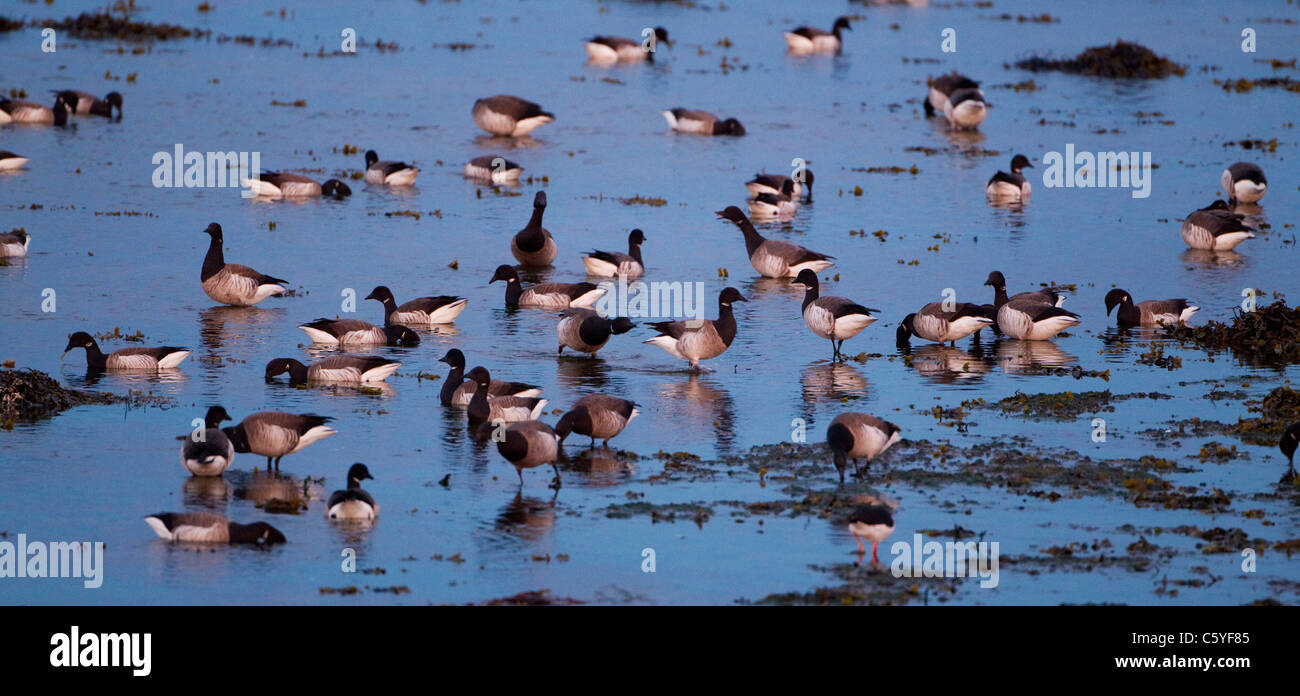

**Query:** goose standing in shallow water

left=585, top=27, right=671, bottom=63
left=511, top=192, right=557, bottom=266
left=0, top=151, right=29, bottom=171
left=1104, top=289, right=1198, bottom=327
left=0, top=229, right=29, bottom=257
left=0, top=93, right=74, bottom=126
left=265, top=356, right=401, bottom=385
left=1181, top=200, right=1256, bottom=251
left=490, top=265, right=605, bottom=309
left=62, top=331, right=190, bottom=371
left=986, top=155, right=1033, bottom=201
left=847, top=503, right=895, bottom=566
left=997, top=297, right=1081, bottom=340
left=896, top=302, right=995, bottom=346
left=57, top=90, right=122, bottom=118
left=793, top=270, right=878, bottom=361
left=1222, top=162, right=1267, bottom=204
left=783, top=16, right=851, bottom=54
left=364, top=150, right=419, bottom=186
left=556, top=394, right=639, bottom=447
left=717, top=206, right=833, bottom=277
left=222, top=411, right=335, bottom=472
left=464, top=154, right=523, bottom=183
left=662, top=109, right=746, bottom=136
left=145, top=512, right=286, bottom=545
left=297, top=318, right=420, bottom=347
left=179, top=406, right=235, bottom=477
left=465, top=367, right=549, bottom=426
left=438, top=349, right=541, bottom=407
left=925, top=73, right=987, bottom=129
left=1281, top=423, right=1300, bottom=477
left=200, top=223, right=288, bottom=307
left=326, top=463, right=379, bottom=520
left=827, top=413, right=901, bottom=483
left=494, top=420, right=563, bottom=488
left=365, top=285, right=467, bottom=325
left=582, top=229, right=646, bottom=278
left=746, top=170, right=814, bottom=203
left=644, top=287, right=747, bottom=370
left=243, top=171, right=351, bottom=199
left=472, top=95, right=554, bottom=137
left=556, top=308, right=636, bottom=356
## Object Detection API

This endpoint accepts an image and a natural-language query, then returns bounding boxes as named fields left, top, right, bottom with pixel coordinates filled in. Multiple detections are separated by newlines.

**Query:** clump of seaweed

left=0, top=369, right=118, bottom=423
left=1161, top=300, right=1300, bottom=366
left=1012, top=40, right=1186, bottom=78
left=24, top=10, right=210, bottom=41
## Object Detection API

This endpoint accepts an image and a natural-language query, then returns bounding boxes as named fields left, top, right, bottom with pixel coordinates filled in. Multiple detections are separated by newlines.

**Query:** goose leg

left=550, top=463, right=562, bottom=489
left=516, top=467, right=524, bottom=485
left=855, top=535, right=865, bottom=554
left=871, top=541, right=881, bottom=565
left=265, top=456, right=274, bottom=471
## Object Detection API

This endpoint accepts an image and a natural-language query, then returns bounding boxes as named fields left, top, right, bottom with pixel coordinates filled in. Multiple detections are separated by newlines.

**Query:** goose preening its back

left=826, top=413, right=901, bottom=483
left=644, top=287, right=747, bottom=370
left=62, top=331, right=190, bottom=371
left=0, top=151, right=29, bottom=171
left=746, top=170, right=814, bottom=203
left=996, top=297, right=1081, bottom=340
left=925, top=73, right=987, bottom=129
left=896, top=302, right=995, bottom=346
left=847, top=503, right=895, bottom=565
left=265, top=355, right=402, bottom=385
left=748, top=179, right=798, bottom=218
left=662, top=108, right=746, bottom=136
left=438, top=349, right=541, bottom=407
left=1181, top=200, right=1256, bottom=251
left=326, top=463, right=379, bottom=521
left=0, top=93, right=74, bottom=126
left=365, top=285, right=468, bottom=325
left=793, top=269, right=878, bottom=361
left=556, top=394, right=639, bottom=447
left=556, top=308, right=636, bottom=356
left=585, top=27, right=670, bottom=63
left=783, top=16, right=851, bottom=54
left=490, top=264, right=605, bottom=309
left=716, top=206, right=834, bottom=278
left=297, top=318, right=420, bottom=347
left=364, top=149, right=419, bottom=186
left=56, top=90, right=122, bottom=119
left=179, top=406, right=234, bottom=477
left=986, top=155, right=1033, bottom=201
left=494, top=420, right=563, bottom=488
left=1221, top=162, right=1267, bottom=204
left=464, top=154, right=524, bottom=183
left=201, top=223, right=288, bottom=307
left=0, top=229, right=29, bottom=257
left=145, top=512, right=286, bottom=545
left=473, top=95, right=555, bottom=137
left=465, top=366, right=549, bottom=425
left=222, top=411, right=336, bottom=471
left=1104, top=289, right=1198, bottom=327
left=243, top=171, right=351, bottom=199
left=511, top=191, right=558, bottom=266
left=582, top=229, right=646, bottom=277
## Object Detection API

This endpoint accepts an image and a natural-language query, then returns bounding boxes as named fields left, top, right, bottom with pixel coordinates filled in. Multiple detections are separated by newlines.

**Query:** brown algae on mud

left=1012, top=40, right=1186, bottom=78
left=1162, top=300, right=1300, bottom=366
left=1, top=368, right=122, bottom=424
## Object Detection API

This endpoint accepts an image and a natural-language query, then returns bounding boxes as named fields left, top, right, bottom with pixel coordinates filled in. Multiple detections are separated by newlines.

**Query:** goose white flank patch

left=494, top=420, right=563, bottom=487
left=472, top=94, right=555, bottom=137
left=746, top=170, right=814, bottom=202
left=0, top=93, right=74, bottom=126
left=996, top=297, right=1081, bottom=340
left=265, top=355, right=402, bottom=385
left=144, top=512, right=286, bottom=545
left=511, top=191, right=558, bottom=266
left=827, top=413, right=901, bottom=483
left=1180, top=200, right=1256, bottom=251
left=465, top=366, right=549, bottom=426
left=986, top=154, right=1033, bottom=201
left=585, top=27, right=670, bottom=63
left=662, top=108, right=746, bottom=136
left=438, top=349, right=542, bottom=407
left=57, top=90, right=122, bottom=118
left=1221, top=162, right=1267, bottom=204
left=0, top=150, right=29, bottom=171
left=0, top=229, right=30, bottom=257
left=556, top=394, right=640, bottom=447
left=1104, top=289, right=1198, bottom=327
left=748, top=179, right=798, bottom=218
left=644, top=287, right=747, bottom=370
left=556, top=308, right=636, bottom=356
left=847, top=504, right=895, bottom=565
left=297, top=318, right=420, bottom=347
left=222, top=411, right=336, bottom=471
left=783, top=16, right=851, bottom=54
left=897, top=301, right=995, bottom=346
left=984, top=269, right=1067, bottom=333
left=179, top=406, right=235, bottom=477
left=582, top=229, right=646, bottom=277
left=490, top=264, right=605, bottom=309
left=464, top=154, right=523, bottom=183
left=925, top=73, right=987, bottom=129
left=716, top=206, right=833, bottom=277
left=200, top=222, right=289, bottom=306
left=363, top=149, right=419, bottom=186
left=62, top=331, right=190, bottom=371
left=794, top=269, right=878, bottom=361
left=327, top=463, right=379, bottom=521
left=242, top=171, right=351, bottom=198
left=366, top=285, right=468, bottom=325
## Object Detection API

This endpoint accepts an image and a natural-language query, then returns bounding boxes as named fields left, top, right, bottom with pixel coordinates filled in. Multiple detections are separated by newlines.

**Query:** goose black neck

left=440, top=363, right=465, bottom=405
left=735, top=218, right=764, bottom=256
left=716, top=302, right=738, bottom=348
left=1116, top=299, right=1140, bottom=325
left=83, top=341, right=107, bottom=369
left=201, top=235, right=224, bottom=281
left=503, top=279, right=523, bottom=307
left=53, top=100, right=68, bottom=127
left=992, top=285, right=1009, bottom=308
left=801, top=281, right=820, bottom=311
left=287, top=360, right=309, bottom=385
left=467, top=380, right=490, bottom=423
left=629, top=241, right=644, bottom=265
left=223, top=425, right=251, bottom=453
left=378, top=296, right=398, bottom=323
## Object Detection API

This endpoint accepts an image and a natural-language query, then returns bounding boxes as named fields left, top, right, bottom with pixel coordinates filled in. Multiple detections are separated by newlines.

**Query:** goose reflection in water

left=900, top=343, right=994, bottom=384
left=181, top=476, right=232, bottom=510
left=495, top=491, right=556, bottom=542
left=229, top=469, right=322, bottom=511
left=656, top=373, right=736, bottom=454
left=994, top=339, right=1077, bottom=374
left=800, top=361, right=869, bottom=403
left=563, top=447, right=636, bottom=487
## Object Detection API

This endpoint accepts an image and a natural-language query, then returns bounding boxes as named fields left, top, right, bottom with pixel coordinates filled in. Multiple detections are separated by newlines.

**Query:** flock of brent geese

left=2, top=12, right=1292, bottom=564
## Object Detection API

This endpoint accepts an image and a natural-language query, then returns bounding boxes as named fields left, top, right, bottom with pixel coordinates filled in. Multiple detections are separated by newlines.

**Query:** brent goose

left=511, top=192, right=557, bottom=266
left=364, top=150, right=419, bottom=186
left=56, top=90, right=122, bottom=118
left=556, top=308, right=636, bottom=356
left=144, top=512, right=286, bottom=545
left=556, top=394, right=639, bottom=447
left=644, top=287, right=747, bottom=370
left=783, top=16, right=851, bottom=54
left=582, top=229, right=646, bottom=278
left=495, top=420, right=563, bottom=487
left=585, top=27, right=671, bottom=63
left=1221, top=162, right=1267, bottom=204
left=0, top=229, right=29, bottom=257
left=297, top=318, right=420, bottom=347
left=464, top=154, right=524, bottom=183
left=925, top=73, right=987, bottom=129
left=793, top=269, right=878, bottom=360
left=1281, top=422, right=1299, bottom=476
left=1104, top=289, right=1199, bottom=327
left=265, top=355, right=402, bottom=385
left=472, top=95, right=554, bottom=137
left=747, top=170, right=814, bottom=203
left=0, top=150, right=29, bottom=171
left=179, top=406, right=235, bottom=477
left=490, top=264, right=605, bottom=309
left=827, top=413, right=901, bottom=483
left=437, top=349, right=541, bottom=407
left=0, top=93, right=74, bottom=126
left=986, top=155, right=1033, bottom=201
left=662, top=108, right=746, bottom=136
left=326, top=463, right=379, bottom=520
left=222, top=411, right=335, bottom=471
left=847, top=503, right=895, bottom=565
left=997, top=297, right=1081, bottom=340
left=897, top=302, right=995, bottom=346
left=243, top=171, right=351, bottom=198
left=984, top=271, right=1066, bottom=309
left=748, top=179, right=798, bottom=218
left=1181, top=200, right=1256, bottom=251
left=62, top=331, right=190, bottom=371
left=365, top=285, right=468, bottom=325
left=200, top=223, right=288, bottom=307
left=717, top=206, right=834, bottom=277
left=465, top=366, right=549, bottom=425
